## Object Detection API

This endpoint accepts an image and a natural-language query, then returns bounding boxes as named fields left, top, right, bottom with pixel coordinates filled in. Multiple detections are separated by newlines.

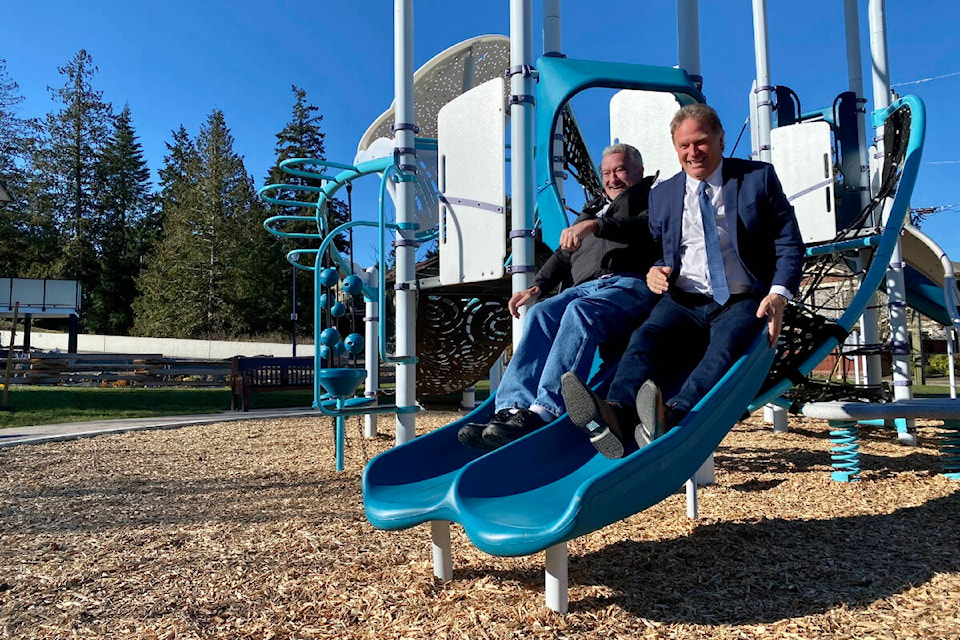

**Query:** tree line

left=0, top=50, right=348, bottom=341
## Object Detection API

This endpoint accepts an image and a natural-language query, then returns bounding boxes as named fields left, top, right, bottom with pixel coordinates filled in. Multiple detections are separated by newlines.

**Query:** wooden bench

left=230, top=356, right=315, bottom=411
left=801, top=399, right=960, bottom=481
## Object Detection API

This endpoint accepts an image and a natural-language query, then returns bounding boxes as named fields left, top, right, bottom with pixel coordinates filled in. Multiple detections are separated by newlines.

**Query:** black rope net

left=560, top=107, right=605, bottom=203
left=761, top=103, right=913, bottom=407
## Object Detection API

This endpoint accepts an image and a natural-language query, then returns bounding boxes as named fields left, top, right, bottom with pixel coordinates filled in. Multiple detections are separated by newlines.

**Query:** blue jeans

left=496, top=275, right=658, bottom=417
left=607, top=291, right=765, bottom=413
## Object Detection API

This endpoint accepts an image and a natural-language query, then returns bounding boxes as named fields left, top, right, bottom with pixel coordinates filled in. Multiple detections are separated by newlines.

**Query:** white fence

left=0, top=331, right=313, bottom=360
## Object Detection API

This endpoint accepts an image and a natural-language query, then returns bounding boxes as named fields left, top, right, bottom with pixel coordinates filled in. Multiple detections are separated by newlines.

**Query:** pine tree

left=132, top=126, right=201, bottom=337
left=34, top=49, right=114, bottom=312
left=0, top=59, right=33, bottom=275
left=85, top=105, right=156, bottom=334
left=265, top=85, right=351, bottom=336
left=0, top=59, right=64, bottom=280
left=133, top=110, right=275, bottom=339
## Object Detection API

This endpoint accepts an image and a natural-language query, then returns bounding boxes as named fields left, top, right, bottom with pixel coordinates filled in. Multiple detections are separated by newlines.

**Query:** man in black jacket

left=458, top=143, right=661, bottom=450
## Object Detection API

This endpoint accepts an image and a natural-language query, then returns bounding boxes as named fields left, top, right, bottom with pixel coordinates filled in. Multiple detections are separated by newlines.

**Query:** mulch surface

left=1, top=410, right=958, bottom=639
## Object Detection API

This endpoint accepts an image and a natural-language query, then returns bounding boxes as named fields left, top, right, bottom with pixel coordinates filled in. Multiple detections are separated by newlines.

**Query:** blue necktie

left=698, top=181, right=730, bottom=305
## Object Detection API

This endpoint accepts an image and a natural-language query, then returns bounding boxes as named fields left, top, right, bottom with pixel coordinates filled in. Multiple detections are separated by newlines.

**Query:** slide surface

left=901, top=225, right=960, bottom=326
left=363, top=332, right=774, bottom=556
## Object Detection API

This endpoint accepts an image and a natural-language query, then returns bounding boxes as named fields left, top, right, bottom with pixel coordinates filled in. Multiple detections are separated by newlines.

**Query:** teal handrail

left=751, top=94, right=926, bottom=409
left=376, top=164, right=417, bottom=366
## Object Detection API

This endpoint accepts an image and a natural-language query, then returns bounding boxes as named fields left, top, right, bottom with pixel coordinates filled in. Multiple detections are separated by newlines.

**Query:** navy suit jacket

left=648, top=157, right=804, bottom=296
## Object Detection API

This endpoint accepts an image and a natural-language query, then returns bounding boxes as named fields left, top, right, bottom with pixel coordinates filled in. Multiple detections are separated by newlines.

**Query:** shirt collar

left=685, top=159, right=724, bottom=193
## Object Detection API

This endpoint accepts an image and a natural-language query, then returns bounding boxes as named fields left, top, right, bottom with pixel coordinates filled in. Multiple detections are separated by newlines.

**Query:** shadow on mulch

left=463, top=489, right=960, bottom=624
left=4, top=472, right=362, bottom=533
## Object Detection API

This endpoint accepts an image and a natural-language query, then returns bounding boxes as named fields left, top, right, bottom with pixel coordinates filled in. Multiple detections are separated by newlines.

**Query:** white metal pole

left=542, top=0, right=565, bottom=207
left=685, top=478, right=698, bottom=519
left=393, top=0, right=417, bottom=444
left=843, top=0, right=872, bottom=213
left=461, top=387, right=476, bottom=410
left=364, top=267, right=379, bottom=438
left=869, top=0, right=915, bottom=445
left=545, top=543, right=568, bottom=614
left=949, top=328, right=957, bottom=399
left=850, top=0, right=882, bottom=387
left=676, top=0, right=702, bottom=89
left=751, top=0, right=773, bottom=163
left=489, top=351, right=505, bottom=392
left=431, top=520, right=453, bottom=581
left=509, top=0, right=536, bottom=351
left=542, top=0, right=562, bottom=57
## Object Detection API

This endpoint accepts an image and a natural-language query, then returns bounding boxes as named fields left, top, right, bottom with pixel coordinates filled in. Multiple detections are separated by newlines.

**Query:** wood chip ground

left=1, top=410, right=958, bottom=639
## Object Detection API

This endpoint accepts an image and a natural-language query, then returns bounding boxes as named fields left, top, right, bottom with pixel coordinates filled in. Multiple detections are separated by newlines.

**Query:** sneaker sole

left=634, top=381, right=663, bottom=447
left=561, top=373, right=625, bottom=459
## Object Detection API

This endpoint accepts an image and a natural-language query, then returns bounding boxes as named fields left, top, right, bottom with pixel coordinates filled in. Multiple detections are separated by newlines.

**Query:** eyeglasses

left=600, top=166, right=629, bottom=179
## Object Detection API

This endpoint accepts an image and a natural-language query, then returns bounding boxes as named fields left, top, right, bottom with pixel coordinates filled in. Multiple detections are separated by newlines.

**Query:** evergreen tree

left=85, top=105, right=156, bottom=334
left=265, top=85, right=350, bottom=336
left=133, top=110, right=273, bottom=339
left=0, top=60, right=64, bottom=279
left=132, top=127, right=200, bottom=337
left=34, top=49, right=114, bottom=311
left=0, top=59, right=32, bottom=275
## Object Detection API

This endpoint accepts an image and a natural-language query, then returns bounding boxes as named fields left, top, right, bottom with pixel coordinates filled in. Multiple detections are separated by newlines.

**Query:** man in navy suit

left=561, top=103, right=804, bottom=459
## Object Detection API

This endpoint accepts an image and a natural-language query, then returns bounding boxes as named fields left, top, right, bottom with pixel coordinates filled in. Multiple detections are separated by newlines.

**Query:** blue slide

left=363, top=331, right=773, bottom=556
left=363, top=94, right=926, bottom=558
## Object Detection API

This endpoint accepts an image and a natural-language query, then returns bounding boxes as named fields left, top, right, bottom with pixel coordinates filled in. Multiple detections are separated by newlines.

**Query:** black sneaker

left=561, top=372, right=629, bottom=459
left=457, top=408, right=514, bottom=450
left=481, top=408, right=547, bottom=449
left=634, top=380, right=666, bottom=447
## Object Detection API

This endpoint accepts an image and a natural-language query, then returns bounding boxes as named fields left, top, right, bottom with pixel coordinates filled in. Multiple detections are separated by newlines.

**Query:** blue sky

left=5, top=1, right=959, bottom=266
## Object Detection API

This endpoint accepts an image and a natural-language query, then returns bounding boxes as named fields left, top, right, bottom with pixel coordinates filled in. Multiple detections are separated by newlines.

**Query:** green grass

left=911, top=383, right=954, bottom=398
left=0, top=386, right=315, bottom=430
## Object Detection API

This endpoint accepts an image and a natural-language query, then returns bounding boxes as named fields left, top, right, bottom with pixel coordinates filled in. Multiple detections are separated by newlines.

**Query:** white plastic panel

left=770, top=121, right=836, bottom=245
left=355, top=138, right=440, bottom=233
left=437, top=78, right=506, bottom=285
left=610, top=90, right=682, bottom=184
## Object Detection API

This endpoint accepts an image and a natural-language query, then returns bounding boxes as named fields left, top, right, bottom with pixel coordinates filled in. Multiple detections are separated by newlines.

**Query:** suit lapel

left=667, top=174, right=686, bottom=270
left=720, top=159, right=741, bottom=254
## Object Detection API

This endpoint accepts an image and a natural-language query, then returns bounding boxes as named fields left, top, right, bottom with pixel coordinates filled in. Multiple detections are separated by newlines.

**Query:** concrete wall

left=0, top=331, right=314, bottom=360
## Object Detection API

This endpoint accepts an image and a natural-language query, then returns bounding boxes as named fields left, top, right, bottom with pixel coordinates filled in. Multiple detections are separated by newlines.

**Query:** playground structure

left=259, top=0, right=960, bottom=614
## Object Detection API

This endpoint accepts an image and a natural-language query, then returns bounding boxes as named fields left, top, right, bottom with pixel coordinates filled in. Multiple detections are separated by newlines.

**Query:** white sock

left=529, top=404, right=556, bottom=423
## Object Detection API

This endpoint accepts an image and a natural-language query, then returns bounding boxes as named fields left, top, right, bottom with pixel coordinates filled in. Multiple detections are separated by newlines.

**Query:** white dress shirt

left=675, top=162, right=754, bottom=297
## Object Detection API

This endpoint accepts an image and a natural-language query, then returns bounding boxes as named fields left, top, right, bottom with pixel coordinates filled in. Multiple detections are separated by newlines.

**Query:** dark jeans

left=606, top=290, right=765, bottom=413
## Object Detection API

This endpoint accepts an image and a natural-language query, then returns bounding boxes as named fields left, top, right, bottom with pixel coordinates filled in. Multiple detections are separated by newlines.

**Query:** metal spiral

left=829, top=422, right=861, bottom=482
left=941, top=420, right=960, bottom=479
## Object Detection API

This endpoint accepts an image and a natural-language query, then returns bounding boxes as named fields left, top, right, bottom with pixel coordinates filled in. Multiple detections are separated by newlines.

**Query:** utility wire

left=892, top=70, right=960, bottom=87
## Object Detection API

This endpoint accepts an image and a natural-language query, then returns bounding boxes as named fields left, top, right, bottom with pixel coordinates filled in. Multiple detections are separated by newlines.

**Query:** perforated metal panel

left=770, top=121, right=836, bottom=245
left=356, top=35, right=510, bottom=155
left=610, top=90, right=682, bottom=184
left=437, top=78, right=506, bottom=285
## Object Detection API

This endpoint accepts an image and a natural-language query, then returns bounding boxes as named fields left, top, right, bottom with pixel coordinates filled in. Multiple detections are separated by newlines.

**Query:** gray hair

left=602, top=143, right=643, bottom=171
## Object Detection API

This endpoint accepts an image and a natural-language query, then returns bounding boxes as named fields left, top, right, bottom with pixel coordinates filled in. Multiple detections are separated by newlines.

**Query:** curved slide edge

left=362, top=363, right=620, bottom=531
left=362, top=394, right=497, bottom=530
left=901, top=225, right=960, bottom=327
left=452, top=331, right=775, bottom=557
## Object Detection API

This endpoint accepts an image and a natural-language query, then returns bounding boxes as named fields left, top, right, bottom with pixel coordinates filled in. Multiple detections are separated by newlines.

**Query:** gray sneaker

left=561, top=372, right=627, bottom=459
left=635, top=380, right=666, bottom=447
